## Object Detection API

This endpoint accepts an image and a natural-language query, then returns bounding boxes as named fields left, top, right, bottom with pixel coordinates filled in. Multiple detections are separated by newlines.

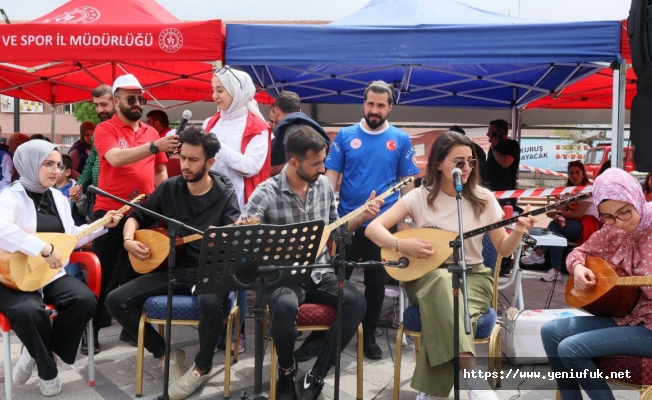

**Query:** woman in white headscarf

left=202, top=66, right=271, bottom=353
left=203, top=66, right=271, bottom=211
left=0, top=140, right=121, bottom=397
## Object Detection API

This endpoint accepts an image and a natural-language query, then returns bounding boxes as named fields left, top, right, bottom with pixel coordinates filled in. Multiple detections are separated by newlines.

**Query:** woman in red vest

left=202, top=66, right=271, bottom=353
left=203, top=67, right=271, bottom=212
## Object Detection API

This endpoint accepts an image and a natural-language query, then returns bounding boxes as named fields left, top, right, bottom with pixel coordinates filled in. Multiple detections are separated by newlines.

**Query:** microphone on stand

left=384, top=257, right=410, bottom=269
left=177, top=109, right=192, bottom=133
left=451, top=167, right=463, bottom=193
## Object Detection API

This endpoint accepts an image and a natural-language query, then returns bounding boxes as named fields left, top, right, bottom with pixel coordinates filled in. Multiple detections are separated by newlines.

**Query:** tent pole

left=510, top=89, right=517, bottom=140
left=611, top=61, right=626, bottom=169
left=51, top=105, right=56, bottom=144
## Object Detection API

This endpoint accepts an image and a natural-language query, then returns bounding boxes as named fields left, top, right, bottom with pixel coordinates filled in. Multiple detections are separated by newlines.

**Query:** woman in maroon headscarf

left=541, top=167, right=652, bottom=400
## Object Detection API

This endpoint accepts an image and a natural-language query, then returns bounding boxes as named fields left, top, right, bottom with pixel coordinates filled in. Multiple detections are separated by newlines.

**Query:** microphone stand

left=449, top=183, right=472, bottom=400
left=88, top=186, right=202, bottom=400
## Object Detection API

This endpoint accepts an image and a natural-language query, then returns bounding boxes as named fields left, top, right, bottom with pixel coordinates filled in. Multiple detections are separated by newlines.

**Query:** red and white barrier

left=520, top=165, right=568, bottom=178
left=493, top=185, right=592, bottom=199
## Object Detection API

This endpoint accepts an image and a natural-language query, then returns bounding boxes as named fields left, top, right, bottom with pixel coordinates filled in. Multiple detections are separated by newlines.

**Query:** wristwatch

left=391, top=239, right=399, bottom=252
left=149, top=142, right=159, bottom=154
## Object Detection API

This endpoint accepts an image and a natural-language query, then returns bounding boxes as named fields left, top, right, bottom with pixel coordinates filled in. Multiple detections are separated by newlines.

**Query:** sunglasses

left=445, top=159, right=477, bottom=169
left=117, top=95, right=147, bottom=106
left=216, top=66, right=243, bottom=90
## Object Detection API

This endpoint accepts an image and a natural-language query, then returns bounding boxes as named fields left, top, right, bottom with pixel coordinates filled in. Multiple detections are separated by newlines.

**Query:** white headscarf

left=214, top=67, right=266, bottom=122
left=14, top=139, right=57, bottom=193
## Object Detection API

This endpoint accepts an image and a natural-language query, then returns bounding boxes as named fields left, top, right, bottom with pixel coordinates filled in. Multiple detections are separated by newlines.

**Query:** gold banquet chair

left=135, top=293, right=240, bottom=398
left=267, top=302, right=364, bottom=400
left=393, top=234, right=503, bottom=399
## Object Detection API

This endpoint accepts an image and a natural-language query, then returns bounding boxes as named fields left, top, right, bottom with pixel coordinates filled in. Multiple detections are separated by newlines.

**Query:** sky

left=0, top=0, right=633, bottom=22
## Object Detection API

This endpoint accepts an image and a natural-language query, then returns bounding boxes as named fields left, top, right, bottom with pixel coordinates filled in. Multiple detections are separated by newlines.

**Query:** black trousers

left=268, top=273, right=366, bottom=377
left=105, top=266, right=228, bottom=372
left=92, top=211, right=139, bottom=330
left=0, top=275, right=96, bottom=380
left=343, top=226, right=390, bottom=336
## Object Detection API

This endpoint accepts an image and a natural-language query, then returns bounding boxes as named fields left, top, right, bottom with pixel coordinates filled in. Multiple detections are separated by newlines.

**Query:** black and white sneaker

left=298, top=371, right=324, bottom=400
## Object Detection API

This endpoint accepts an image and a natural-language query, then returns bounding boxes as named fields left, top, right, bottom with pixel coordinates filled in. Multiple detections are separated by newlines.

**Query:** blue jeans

left=541, top=316, right=652, bottom=400
left=539, top=220, right=583, bottom=270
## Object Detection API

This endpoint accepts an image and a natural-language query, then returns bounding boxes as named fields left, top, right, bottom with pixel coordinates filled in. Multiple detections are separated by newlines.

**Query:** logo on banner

left=41, top=6, right=101, bottom=24
left=350, top=138, right=362, bottom=149
left=158, top=28, right=184, bottom=53
left=118, top=137, right=129, bottom=149
left=385, top=140, right=397, bottom=151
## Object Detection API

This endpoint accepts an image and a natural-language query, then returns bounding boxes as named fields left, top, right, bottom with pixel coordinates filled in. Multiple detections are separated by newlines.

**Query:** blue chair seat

left=402, top=304, right=496, bottom=339
left=144, top=295, right=232, bottom=320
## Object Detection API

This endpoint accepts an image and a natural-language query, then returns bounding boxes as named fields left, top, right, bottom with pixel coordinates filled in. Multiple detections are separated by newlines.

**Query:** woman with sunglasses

left=0, top=140, right=122, bottom=397
left=521, top=160, right=601, bottom=281
left=541, top=167, right=652, bottom=400
left=366, top=132, right=536, bottom=400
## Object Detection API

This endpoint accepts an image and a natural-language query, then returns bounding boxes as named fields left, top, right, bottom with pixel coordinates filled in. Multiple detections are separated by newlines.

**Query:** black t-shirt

left=482, top=138, right=520, bottom=191
left=26, top=190, right=65, bottom=233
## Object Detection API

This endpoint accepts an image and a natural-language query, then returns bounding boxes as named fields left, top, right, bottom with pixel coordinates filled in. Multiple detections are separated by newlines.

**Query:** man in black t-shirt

left=481, top=119, right=520, bottom=208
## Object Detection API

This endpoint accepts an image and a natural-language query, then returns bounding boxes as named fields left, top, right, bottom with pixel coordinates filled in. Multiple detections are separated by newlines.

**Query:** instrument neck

left=459, top=192, right=591, bottom=241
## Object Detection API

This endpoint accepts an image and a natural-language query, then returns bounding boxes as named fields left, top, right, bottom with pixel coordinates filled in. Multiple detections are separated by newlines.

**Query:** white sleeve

left=217, top=129, right=269, bottom=177
left=0, top=192, right=47, bottom=257
left=0, top=154, right=12, bottom=188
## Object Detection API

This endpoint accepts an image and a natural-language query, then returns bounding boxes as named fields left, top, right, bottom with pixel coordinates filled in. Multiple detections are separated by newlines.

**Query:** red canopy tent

left=528, top=21, right=635, bottom=110
left=0, top=0, right=275, bottom=108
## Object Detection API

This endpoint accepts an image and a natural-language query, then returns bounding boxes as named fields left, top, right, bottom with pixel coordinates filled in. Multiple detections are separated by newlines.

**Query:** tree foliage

left=72, top=102, right=100, bottom=124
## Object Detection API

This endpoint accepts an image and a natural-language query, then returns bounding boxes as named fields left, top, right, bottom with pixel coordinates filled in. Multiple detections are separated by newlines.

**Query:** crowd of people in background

left=2, top=69, right=652, bottom=400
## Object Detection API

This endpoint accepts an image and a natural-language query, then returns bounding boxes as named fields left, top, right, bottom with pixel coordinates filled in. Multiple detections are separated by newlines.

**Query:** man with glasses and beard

left=107, top=126, right=240, bottom=400
left=88, top=74, right=178, bottom=354
left=324, top=80, right=418, bottom=360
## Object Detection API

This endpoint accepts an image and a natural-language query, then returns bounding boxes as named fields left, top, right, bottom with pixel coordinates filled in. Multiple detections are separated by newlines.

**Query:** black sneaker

left=293, top=332, right=325, bottom=362
left=298, top=371, right=324, bottom=400
left=276, top=361, right=300, bottom=400
left=119, top=329, right=137, bottom=347
left=80, top=329, right=89, bottom=355
left=363, top=333, right=382, bottom=360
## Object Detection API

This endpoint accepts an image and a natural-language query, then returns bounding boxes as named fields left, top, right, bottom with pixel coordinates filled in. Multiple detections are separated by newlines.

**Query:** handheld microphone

left=177, top=110, right=192, bottom=133
left=451, top=167, right=463, bottom=192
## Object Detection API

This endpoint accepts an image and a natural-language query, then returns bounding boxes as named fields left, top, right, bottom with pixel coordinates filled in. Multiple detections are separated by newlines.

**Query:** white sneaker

left=168, top=364, right=211, bottom=400
left=12, top=345, right=36, bottom=385
left=39, top=376, right=62, bottom=397
left=159, top=347, right=186, bottom=382
left=541, top=268, right=560, bottom=282
left=521, top=252, right=545, bottom=265
left=466, top=371, right=498, bottom=400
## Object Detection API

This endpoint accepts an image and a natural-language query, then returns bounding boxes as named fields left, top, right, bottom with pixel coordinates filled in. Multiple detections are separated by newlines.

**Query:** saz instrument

left=0, top=194, right=145, bottom=292
left=318, top=177, right=413, bottom=254
left=381, top=192, right=592, bottom=282
left=565, top=256, right=650, bottom=318
left=130, top=216, right=260, bottom=274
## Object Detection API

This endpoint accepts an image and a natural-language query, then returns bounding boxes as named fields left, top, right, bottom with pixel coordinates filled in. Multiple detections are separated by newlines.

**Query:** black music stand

left=194, top=220, right=325, bottom=400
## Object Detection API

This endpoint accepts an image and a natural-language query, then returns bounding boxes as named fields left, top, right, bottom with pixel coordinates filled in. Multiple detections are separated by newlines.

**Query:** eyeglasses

left=116, top=95, right=147, bottom=106
left=445, top=159, right=477, bottom=169
left=41, top=161, right=65, bottom=173
left=599, top=208, right=634, bottom=225
left=215, top=66, right=242, bottom=90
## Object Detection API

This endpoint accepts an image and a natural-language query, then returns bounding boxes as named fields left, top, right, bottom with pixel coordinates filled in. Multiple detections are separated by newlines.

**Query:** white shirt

left=0, top=153, right=13, bottom=190
left=203, top=112, right=269, bottom=211
left=0, top=182, right=107, bottom=284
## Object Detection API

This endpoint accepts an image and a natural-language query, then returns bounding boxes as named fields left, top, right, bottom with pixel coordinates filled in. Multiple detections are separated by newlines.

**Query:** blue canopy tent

left=226, top=0, right=622, bottom=111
